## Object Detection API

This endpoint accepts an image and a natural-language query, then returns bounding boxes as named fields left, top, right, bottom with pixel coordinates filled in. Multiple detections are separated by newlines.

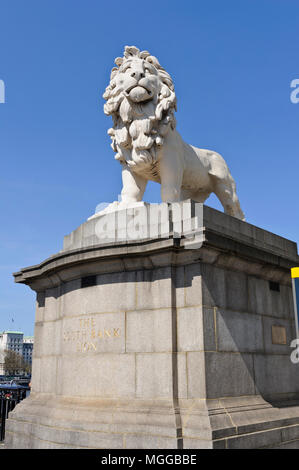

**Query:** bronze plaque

left=272, top=325, right=287, bottom=345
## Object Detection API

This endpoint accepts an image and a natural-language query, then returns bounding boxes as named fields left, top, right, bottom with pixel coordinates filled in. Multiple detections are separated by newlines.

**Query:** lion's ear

left=157, top=70, right=174, bottom=91
left=124, top=46, right=140, bottom=58
left=110, top=67, right=118, bottom=80
left=140, top=50, right=150, bottom=59
left=103, top=86, right=111, bottom=100
left=156, top=88, right=177, bottom=121
left=115, top=57, right=123, bottom=67
left=146, top=55, right=161, bottom=69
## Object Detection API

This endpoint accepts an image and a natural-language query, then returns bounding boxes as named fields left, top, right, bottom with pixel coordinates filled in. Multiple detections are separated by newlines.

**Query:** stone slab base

left=5, top=394, right=299, bottom=449
left=6, top=203, right=299, bottom=449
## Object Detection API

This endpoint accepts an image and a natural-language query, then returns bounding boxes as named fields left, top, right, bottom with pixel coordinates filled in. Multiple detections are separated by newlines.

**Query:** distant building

left=0, top=331, right=34, bottom=375
left=22, top=336, right=34, bottom=366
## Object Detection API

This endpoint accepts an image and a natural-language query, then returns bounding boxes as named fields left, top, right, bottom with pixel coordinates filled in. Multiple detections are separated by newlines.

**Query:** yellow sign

left=291, top=267, right=299, bottom=279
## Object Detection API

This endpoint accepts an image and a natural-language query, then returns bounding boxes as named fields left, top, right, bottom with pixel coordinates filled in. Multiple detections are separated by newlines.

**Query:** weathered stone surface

left=61, top=271, right=137, bottom=316
left=253, top=354, right=299, bottom=399
left=39, top=356, right=57, bottom=394
left=225, top=428, right=282, bottom=449
left=136, top=268, right=172, bottom=310
left=6, top=205, right=299, bottom=449
left=204, top=352, right=256, bottom=398
left=177, top=307, right=204, bottom=352
left=184, top=263, right=203, bottom=307
left=126, top=309, right=172, bottom=353
left=201, top=264, right=226, bottom=308
left=124, top=435, right=178, bottom=449
left=186, top=352, right=206, bottom=398
left=136, top=353, right=173, bottom=399
left=216, top=309, right=263, bottom=353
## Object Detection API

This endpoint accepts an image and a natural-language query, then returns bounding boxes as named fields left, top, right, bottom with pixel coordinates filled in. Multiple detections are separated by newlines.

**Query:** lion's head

left=103, top=46, right=177, bottom=168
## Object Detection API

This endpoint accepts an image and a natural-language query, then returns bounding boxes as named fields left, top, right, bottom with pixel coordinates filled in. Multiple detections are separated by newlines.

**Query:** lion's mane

left=103, top=46, right=177, bottom=168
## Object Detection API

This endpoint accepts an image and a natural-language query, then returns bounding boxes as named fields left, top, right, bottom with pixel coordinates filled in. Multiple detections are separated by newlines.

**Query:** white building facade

left=22, top=336, right=34, bottom=367
left=0, top=331, right=34, bottom=375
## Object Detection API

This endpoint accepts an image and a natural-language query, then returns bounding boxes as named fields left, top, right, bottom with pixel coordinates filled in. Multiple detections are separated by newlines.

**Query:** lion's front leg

left=159, top=132, right=184, bottom=203
left=121, top=165, right=147, bottom=203
left=89, top=166, right=148, bottom=218
left=160, top=183, right=182, bottom=202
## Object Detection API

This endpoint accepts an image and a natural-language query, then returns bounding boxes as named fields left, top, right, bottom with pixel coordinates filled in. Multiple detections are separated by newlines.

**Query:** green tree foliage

left=4, top=350, right=31, bottom=376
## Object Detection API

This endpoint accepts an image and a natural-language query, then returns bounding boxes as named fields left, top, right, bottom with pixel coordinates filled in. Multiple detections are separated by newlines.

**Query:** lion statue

left=102, top=45, right=245, bottom=220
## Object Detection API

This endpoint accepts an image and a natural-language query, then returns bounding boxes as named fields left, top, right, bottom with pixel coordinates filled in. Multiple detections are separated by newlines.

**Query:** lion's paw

left=88, top=200, right=147, bottom=220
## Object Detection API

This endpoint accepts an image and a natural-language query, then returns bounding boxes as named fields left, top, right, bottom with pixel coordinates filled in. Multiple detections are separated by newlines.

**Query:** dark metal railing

left=0, top=385, right=29, bottom=441
left=0, top=397, right=18, bottom=441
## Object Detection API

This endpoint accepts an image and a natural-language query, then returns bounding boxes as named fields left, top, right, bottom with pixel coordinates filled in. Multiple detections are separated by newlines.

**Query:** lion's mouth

left=125, top=84, right=152, bottom=96
left=124, top=85, right=153, bottom=103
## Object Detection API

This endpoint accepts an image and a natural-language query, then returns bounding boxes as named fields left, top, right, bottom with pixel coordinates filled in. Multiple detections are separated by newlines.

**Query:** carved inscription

left=63, top=316, right=121, bottom=352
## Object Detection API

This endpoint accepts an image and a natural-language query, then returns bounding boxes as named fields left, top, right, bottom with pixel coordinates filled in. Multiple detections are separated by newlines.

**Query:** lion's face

left=114, top=57, right=161, bottom=103
left=104, top=46, right=177, bottom=168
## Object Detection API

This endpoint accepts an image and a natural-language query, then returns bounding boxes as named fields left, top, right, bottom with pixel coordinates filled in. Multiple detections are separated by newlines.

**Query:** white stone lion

left=102, top=46, right=245, bottom=220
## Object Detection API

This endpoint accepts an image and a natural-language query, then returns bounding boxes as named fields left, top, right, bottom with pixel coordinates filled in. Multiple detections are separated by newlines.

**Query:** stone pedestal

left=5, top=204, right=299, bottom=449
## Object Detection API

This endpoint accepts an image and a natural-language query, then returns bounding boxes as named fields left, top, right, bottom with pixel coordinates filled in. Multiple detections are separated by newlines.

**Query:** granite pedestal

left=5, top=204, right=299, bottom=449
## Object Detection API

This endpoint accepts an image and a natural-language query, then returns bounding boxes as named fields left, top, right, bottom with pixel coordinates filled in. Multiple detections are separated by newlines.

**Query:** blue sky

left=0, top=0, right=298, bottom=335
